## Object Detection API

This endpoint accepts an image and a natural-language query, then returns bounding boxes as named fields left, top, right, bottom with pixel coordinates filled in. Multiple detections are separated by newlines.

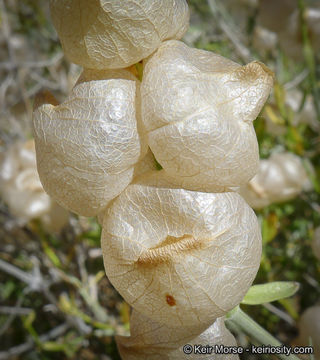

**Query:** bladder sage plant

left=32, top=1, right=274, bottom=358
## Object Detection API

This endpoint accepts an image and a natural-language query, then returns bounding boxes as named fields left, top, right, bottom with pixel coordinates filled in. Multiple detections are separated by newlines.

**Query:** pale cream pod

left=97, top=147, right=157, bottom=226
left=101, top=184, right=262, bottom=328
left=133, top=168, right=227, bottom=193
left=117, top=310, right=208, bottom=360
left=132, top=148, right=159, bottom=180
left=117, top=311, right=239, bottom=360
left=296, top=305, right=320, bottom=359
left=76, top=68, right=148, bottom=159
left=312, top=227, right=320, bottom=261
left=0, top=140, right=69, bottom=230
left=141, top=40, right=274, bottom=190
left=169, top=317, right=239, bottom=360
left=50, top=0, right=190, bottom=70
left=239, top=152, right=311, bottom=209
left=33, top=74, right=142, bottom=217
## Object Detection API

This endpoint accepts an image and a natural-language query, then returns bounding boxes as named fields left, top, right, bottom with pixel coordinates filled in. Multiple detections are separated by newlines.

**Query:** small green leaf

left=242, top=282, right=300, bottom=305
left=261, top=212, right=279, bottom=244
left=41, top=239, right=61, bottom=268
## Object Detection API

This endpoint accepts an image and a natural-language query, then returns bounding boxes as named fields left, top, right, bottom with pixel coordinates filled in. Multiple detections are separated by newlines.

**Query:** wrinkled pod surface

left=117, top=310, right=239, bottom=360
left=141, top=40, right=274, bottom=191
left=101, top=184, right=262, bottom=328
left=33, top=70, right=144, bottom=217
left=50, top=0, right=190, bottom=69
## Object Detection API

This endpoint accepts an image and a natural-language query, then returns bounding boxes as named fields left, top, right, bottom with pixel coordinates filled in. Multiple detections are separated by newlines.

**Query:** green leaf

left=261, top=212, right=279, bottom=244
left=242, top=282, right=300, bottom=305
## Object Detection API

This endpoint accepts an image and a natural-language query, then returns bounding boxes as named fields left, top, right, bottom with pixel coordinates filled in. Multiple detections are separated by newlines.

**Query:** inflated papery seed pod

left=312, top=227, right=320, bottom=261
left=117, top=310, right=207, bottom=359
left=141, top=40, right=273, bottom=190
left=101, top=184, right=262, bottom=328
left=239, top=152, right=311, bottom=209
left=33, top=71, right=143, bottom=217
left=76, top=68, right=148, bottom=159
left=170, top=317, right=239, bottom=360
left=50, top=0, right=189, bottom=70
left=296, top=305, right=320, bottom=359
left=0, top=139, right=68, bottom=231
left=96, top=148, right=157, bottom=226
left=117, top=311, right=239, bottom=360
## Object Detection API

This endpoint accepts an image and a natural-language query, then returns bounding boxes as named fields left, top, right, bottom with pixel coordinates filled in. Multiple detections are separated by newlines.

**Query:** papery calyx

left=50, top=0, right=190, bottom=69
left=33, top=72, right=143, bottom=217
left=101, top=184, right=262, bottom=328
left=141, top=40, right=274, bottom=190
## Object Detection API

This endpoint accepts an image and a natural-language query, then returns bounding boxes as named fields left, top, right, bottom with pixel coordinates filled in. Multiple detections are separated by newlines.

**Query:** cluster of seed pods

left=0, top=139, right=69, bottom=231
left=32, top=1, right=274, bottom=358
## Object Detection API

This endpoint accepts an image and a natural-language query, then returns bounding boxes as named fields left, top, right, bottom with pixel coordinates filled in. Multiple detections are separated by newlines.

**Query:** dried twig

left=284, top=68, right=309, bottom=90
left=0, top=306, right=32, bottom=315
left=0, top=53, right=63, bottom=71
left=0, top=294, right=26, bottom=337
left=0, top=323, right=69, bottom=360
left=0, top=258, right=41, bottom=289
left=263, top=303, right=296, bottom=326
left=207, top=0, right=252, bottom=63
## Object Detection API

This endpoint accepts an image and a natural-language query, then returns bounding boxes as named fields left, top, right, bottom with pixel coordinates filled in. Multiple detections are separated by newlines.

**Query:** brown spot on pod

left=166, top=294, right=176, bottom=307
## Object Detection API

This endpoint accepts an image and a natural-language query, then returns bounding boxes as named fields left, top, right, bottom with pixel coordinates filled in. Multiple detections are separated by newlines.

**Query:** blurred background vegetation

left=0, top=0, right=319, bottom=359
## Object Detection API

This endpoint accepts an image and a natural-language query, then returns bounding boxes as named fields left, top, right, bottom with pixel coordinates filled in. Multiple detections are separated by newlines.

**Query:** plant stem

left=207, top=0, right=252, bottom=63
left=226, top=306, right=301, bottom=360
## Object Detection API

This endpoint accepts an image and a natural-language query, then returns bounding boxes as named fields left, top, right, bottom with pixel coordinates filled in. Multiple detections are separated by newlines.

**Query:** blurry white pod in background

left=101, top=184, right=262, bottom=328
left=296, top=305, right=320, bottom=359
left=141, top=40, right=273, bottom=190
left=33, top=70, right=144, bottom=217
left=117, top=311, right=239, bottom=360
left=257, top=0, right=296, bottom=33
left=0, top=139, right=69, bottom=231
left=221, top=0, right=258, bottom=33
left=277, top=7, right=320, bottom=60
left=285, top=90, right=319, bottom=131
left=50, top=0, right=189, bottom=70
left=253, top=26, right=278, bottom=54
left=239, top=152, right=311, bottom=210
left=264, top=89, right=319, bottom=136
left=312, top=227, right=320, bottom=261
left=257, top=0, right=320, bottom=59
